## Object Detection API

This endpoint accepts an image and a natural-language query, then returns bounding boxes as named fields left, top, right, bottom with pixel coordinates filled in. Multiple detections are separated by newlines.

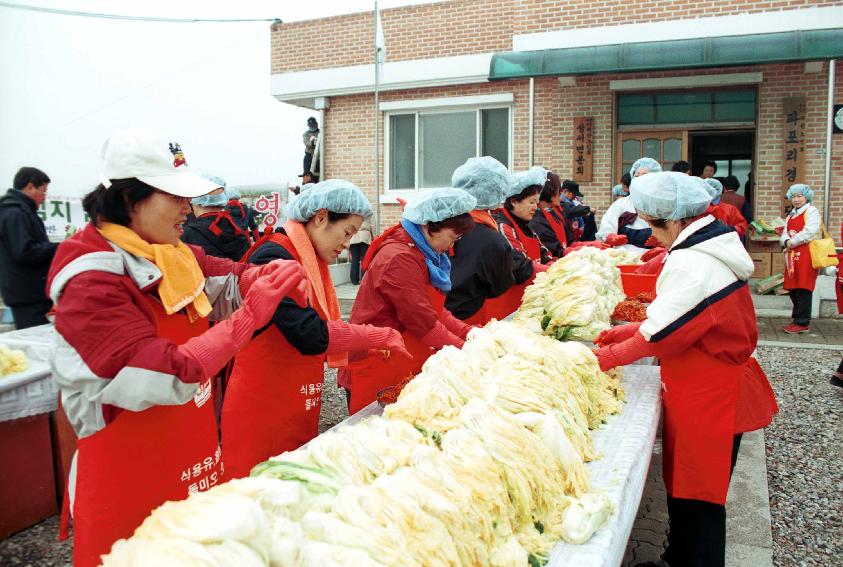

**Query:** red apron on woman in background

left=783, top=211, right=819, bottom=292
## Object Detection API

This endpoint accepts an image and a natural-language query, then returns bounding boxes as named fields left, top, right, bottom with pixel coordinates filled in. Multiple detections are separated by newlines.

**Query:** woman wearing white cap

left=221, top=180, right=409, bottom=477
left=495, top=166, right=553, bottom=266
left=47, top=128, right=308, bottom=567
left=343, top=188, right=477, bottom=412
left=595, top=157, right=662, bottom=248
left=780, top=184, right=822, bottom=334
left=446, top=156, right=536, bottom=323
left=593, top=172, right=777, bottom=567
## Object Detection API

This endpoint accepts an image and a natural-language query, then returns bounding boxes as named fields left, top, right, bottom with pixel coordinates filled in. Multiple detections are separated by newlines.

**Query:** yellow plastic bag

left=808, top=224, right=839, bottom=269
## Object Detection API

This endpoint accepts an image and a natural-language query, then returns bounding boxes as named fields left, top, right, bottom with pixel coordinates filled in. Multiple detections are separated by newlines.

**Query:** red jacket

left=707, top=202, right=747, bottom=237
left=47, top=224, right=249, bottom=438
left=349, top=226, right=445, bottom=337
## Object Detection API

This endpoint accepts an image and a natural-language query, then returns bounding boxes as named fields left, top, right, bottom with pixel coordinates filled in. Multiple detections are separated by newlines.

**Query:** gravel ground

left=318, top=367, right=350, bottom=434
left=757, top=346, right=843, bottom=567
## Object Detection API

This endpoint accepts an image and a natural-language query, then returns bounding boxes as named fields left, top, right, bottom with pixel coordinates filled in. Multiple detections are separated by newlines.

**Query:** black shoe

left=831, top=374, right=843, bottom=388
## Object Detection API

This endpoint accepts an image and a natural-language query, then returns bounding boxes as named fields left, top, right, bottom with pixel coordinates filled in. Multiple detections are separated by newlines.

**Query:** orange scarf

left=470, top=209, right=498, bottom=230
left=98, top=222, right=211, bottom=321
left=283, top=220, right=346, bottom=368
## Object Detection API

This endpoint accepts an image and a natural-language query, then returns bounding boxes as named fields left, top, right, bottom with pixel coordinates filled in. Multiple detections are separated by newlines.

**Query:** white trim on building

left=609, top=72, right=764, bottom=91
left=512, top=6, right=842, bottom=52
left=271, top=52, right=493, bottom=108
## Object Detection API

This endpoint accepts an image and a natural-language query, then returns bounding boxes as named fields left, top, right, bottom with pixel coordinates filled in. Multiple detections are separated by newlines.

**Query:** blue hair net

left=451, top=156, right=509, bottom=210
left=507, top=166, right=548, bottom=199
left=191, top=190, right=228, bottom=207
left=630, top=171, right=711, bottom=221
left=786, top=184, right=813, bottom=203
left=300, top=183, right=315, bottom=193
left=612, top=184, right=627, bottom=197
left=703, top=178, right=723, bottom=204
left=402, top=188, right=477, bottom=224
left=226, top=187, right=241, bottom=200
left=200, top=173, right=226, bottom=189
left=285, top=179, right=372, bottom=222
left=630, top=157, right=662, bottom=177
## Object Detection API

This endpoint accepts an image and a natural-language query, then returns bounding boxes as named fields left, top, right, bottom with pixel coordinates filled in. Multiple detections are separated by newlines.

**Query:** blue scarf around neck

left=400, top=219, right=452, bottom=292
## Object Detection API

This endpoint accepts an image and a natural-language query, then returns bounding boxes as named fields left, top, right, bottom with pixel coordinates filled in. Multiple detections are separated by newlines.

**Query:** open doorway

left=689, top=130, right=754, bottom=214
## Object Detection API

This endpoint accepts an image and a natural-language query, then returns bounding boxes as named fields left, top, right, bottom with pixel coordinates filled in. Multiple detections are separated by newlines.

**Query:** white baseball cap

left=100, top=128, right=219, bottom=198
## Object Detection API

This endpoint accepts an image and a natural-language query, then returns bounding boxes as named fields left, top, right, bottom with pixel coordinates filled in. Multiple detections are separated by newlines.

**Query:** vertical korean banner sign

left=781, top=97, right=807, bottom=215
left=572, top=117, right=594, bottom=182
left=253, top=191, right=283, bottom=232
left=37, top=196, right=87, bottom=241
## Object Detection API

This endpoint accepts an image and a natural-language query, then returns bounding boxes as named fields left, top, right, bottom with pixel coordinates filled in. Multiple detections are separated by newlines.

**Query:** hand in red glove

left=593, top=332, right=653, bottom=371
left=605, top=233, right=628, bottom=247
left=640, top=246, right=666, bottom=263
left=327, top=321, right=412, bottom=360
left=532, top=261, right=549, bottom=273
left=178, top=267, right=307, bottom=377
left=644, top=235, right=661, bottom=248
left=594, top=322, right=642, bottom=347
left=239, top=260, right=309, bottom=307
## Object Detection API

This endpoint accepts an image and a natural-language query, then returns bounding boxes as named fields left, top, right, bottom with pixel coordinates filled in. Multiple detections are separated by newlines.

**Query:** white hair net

left=507, top=166, right=548, bottom=199
left=451, top=156, right=510, bottom=210
left=612, top=184, right=626, bottom=197
left=786, top=184, right=814, bottom=203
left=402, top=187, right=477, bottom=224
left=630, top=171, right=712, bottom=221
left=702, top=178, right=723, bottom=201
left=300, top=183, right=315, bottom=193
left=285, top=179, right=372, bottom=222
left=630, top=157, right=662, bottom=177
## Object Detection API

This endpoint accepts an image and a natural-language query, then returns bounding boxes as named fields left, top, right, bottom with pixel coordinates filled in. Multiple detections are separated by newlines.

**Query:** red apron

left=484, top=278, right=533, bottom=321
left=500, top=208, right=542, bottom=262
left=541, top=207, right=568, bottom=251
left=734, top=357, right=778, bottom=434
left=783, top=211, right=819, bottom=292
left=70, top=299, right=223, bottom=567
left=345, top=286, right=446, bottom=414
left=661, top=347, right=739, bottom=505
left=221, top=326, right=324, bottom=478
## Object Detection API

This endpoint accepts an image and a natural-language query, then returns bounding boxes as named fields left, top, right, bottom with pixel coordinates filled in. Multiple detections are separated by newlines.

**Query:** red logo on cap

left=169, top=142, right=186, bottom=167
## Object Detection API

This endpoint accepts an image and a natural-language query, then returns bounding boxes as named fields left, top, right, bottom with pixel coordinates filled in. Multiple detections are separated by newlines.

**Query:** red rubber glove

left=570, top=241, right=611, bottom=251
left=605, top=233, right=628, bottom=247
left=440, top=308, right=472, bottom=340
left=179, top=267, right=308, bottom=377
left=636, top=250, right=667, bottom=275
left=532, top=261, right=549, bottom=273
left=239, top=260, right=309, bottom=307
left=420, top=320, right=464, bottom=349
left=326, top=320, right=412, bottom=359
left=644, top=235, right=661, bottom=248
left=593, top=332, right=654, bottom=371
left=640, top=246, right=666, bottom=263
left=594, top=322, right=642, bottom=347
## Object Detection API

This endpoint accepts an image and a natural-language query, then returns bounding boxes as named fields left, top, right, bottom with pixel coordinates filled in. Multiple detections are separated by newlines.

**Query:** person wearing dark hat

left=303, top=117, right=320, bottom=176
left=299, top=170, right=320, bottom=185
left=559, top=180, right=591, bottom=243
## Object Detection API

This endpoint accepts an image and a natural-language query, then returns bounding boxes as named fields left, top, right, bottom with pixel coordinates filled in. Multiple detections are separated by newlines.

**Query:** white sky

left=0, top=0, right=442, bottom=197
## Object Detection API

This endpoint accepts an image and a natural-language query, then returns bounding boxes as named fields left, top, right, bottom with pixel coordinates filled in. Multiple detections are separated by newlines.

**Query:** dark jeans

left=349, top=242, right=369, bottom=285
left=663, top=434, right=743, bottom=567
left=11, top=301, right=52, bottom=330
left=303, top=152, right=319, bottom=175
left=789, top=288, right=812, bottom=326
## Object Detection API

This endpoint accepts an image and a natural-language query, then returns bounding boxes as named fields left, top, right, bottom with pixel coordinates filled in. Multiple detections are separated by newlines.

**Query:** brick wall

left=272, top=0, right=843, bottom=74
left=324, top=60, right=842, bottom=234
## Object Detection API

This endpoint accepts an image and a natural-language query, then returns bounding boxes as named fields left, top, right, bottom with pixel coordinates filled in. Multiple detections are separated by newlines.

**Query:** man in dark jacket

left=560, top=180, right=593, bottom=243
left=0, top=167, right=58, bottom=328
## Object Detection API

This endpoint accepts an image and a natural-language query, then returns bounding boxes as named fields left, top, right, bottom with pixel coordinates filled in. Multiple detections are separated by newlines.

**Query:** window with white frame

left=387, top=106, right=510, bottom=191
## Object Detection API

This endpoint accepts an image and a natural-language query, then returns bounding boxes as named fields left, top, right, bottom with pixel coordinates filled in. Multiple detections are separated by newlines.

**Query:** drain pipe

left=823, top=59, right=836, bottom=227
left=528, top=77, right=535, bottom=167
